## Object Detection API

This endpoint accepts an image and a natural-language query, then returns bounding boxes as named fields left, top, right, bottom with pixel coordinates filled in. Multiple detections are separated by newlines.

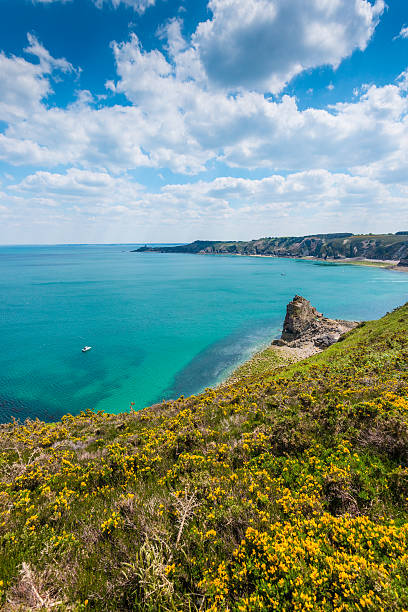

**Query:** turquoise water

left=0, top=244, right=407, bottom=423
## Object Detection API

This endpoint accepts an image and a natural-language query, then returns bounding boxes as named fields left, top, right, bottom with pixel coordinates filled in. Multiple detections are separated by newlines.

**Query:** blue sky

left=0, top=0, right=407, bottom=243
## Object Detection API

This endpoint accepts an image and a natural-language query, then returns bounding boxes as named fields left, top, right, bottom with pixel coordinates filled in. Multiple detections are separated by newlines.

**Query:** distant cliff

left=134, top=233, right=408, bottom=262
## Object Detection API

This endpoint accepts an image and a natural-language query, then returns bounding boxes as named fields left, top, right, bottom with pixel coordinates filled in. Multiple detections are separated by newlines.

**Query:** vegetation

left=339, top=260, right=391, bottom=268
left=2, top=303, right=408, bottom=610
left=223, top=346, right=296, bottom=385
left=135, top=233, right=408, bottom=262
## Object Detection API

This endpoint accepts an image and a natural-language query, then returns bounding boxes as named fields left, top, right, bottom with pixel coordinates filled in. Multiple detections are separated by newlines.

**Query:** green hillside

left=135, top=233, right=408, bottom=262
left=2, top=303, right=408, bottom=610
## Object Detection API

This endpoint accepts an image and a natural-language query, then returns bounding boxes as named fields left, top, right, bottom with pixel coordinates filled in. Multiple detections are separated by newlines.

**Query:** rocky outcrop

left=398, top=259, right=408, bottom=267
left=281, top=295, right=323, bottom=342
left=272, top=295, right=359, bottom=352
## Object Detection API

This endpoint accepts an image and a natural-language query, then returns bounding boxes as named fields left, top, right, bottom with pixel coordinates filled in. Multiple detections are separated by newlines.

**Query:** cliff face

left=134, top=233, right=408, bottom=262
left=273, top=295, right=359, bottom=350
left=281, top=295, right=323, bottom=342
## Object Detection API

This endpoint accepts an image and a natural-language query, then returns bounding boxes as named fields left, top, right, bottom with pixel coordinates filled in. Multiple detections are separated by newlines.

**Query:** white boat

left=82, top=346, right=92, bottom=352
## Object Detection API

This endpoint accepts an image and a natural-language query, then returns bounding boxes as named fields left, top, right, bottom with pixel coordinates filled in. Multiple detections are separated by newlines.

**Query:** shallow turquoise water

left=0, top=244, right=407, bottom=423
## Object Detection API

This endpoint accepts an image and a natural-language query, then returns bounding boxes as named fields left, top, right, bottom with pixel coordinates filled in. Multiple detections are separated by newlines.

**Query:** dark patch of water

left=162, top=318, right=281, bottom=401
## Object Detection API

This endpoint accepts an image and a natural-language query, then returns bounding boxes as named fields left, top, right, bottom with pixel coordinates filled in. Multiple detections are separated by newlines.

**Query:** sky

left=0, top=0, right=407, bottom=244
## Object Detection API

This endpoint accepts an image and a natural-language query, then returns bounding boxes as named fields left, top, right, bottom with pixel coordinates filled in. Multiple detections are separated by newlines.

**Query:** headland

left=134, top=232, right=408, bottom=270
left=225, top=294, right=360, bottom=384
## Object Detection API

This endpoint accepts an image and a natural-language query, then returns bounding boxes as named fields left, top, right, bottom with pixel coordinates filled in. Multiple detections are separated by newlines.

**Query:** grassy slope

left=223, top=347, right=296, bottom=385
left=338, top=260, right=394, bottom=268
left=2, top=305, right=408, bottom=610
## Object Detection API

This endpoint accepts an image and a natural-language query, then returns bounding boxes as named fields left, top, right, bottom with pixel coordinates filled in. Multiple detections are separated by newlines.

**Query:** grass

left=1, top=303, right=408, bottom=609
left=224, top=346, right=295, bottom=384
left=335, top=260, right=396, bottom=269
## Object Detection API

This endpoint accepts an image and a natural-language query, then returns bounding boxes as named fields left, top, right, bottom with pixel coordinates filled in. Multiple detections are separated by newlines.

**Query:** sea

left=1, top=244, right=407, bottom=423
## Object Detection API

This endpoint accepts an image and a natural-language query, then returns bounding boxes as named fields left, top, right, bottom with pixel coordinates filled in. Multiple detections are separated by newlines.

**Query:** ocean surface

left=1, top=244, right=407, bottom=423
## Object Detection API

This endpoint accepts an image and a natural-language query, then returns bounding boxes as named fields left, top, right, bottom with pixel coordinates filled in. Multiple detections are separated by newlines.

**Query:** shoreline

left=222, top=295, right=360, bottom=386
left=220, top=342, right=318, bottom=387
left=186, top=250, right=408, bottom=273
left=239, top=253, right=408, bottom=272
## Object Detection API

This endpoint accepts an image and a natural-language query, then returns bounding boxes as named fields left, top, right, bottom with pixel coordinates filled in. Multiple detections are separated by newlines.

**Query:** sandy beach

left=244, top=253, right=408, bottom=272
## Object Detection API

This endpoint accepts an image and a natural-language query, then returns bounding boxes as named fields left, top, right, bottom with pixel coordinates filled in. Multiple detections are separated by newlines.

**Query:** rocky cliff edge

left=272, top=295, right=359, bottom=353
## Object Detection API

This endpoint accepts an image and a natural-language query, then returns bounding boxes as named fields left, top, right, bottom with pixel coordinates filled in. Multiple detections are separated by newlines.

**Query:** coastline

left=221, top=342, right=318, bottom=386
left=216, top=260, right=408, bottom=388
left=241, top=253, right=408, bottom=272
left=222, top=295, right=361, bottom=387
left=134, top=235, right=408, bottom=272
left=179, top=249, right=408, bottom=272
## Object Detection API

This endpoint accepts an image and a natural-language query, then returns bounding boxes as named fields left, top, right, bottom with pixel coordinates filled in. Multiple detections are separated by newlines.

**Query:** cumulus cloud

left=5, top=167, right=408, bottom=243
left=1, top=3, right=407, bottom=242
left=0, top=4, right=397, bottom=178
left=28, top=0, right=386, bottom=97
left=0, top=34, right=74, bottom=122
left=0, top=101, right=204, bottom=173
left=108, top=33, right=408, bottom=174
left=85, top=0, right=386, bottom=94
left=14, top=168, right=140, bottom=196
left=1, top=35, right=408, bottom=179
left=193, top=0, right=385, bottom=91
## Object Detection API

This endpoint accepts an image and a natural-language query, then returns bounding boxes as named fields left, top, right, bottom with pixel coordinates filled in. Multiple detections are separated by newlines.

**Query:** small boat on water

left=82, top=346, right=92, bottom=352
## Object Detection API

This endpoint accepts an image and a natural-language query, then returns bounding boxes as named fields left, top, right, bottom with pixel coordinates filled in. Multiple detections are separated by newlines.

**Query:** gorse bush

left=1, top=304, right=408, bottom=610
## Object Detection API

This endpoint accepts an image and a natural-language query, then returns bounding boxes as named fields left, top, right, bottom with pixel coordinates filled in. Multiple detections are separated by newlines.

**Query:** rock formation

left=272, top=295, right=359, bottom=351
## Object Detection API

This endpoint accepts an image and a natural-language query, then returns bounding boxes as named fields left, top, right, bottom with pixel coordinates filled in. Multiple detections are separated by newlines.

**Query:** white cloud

left=27, top=0, right=386, bottom=98
left=223, top=81, right=408, bottom=171
left=34, top=0, right=157, bottom=13
left=0, top=34, right=74, bottom=122
left=0, top=26, right=406, bottom=185
left=95, top=0, right=156, bottom=13
left=24, top=33, right=74, bottom=74
left=192, top=0, right=385, bottom=91
left=1, top=4, right=407, bottom=243
left=4, top=167, right=408, bottom=243
left=104, top=31, right=408, bottom=174
left=1, top=36, right=408, bottom=180
left=396, top=25, right=408, bottom=40
left=14, top=167, right=143, bottom=200
left=0, top=101, right=205, bottom=173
